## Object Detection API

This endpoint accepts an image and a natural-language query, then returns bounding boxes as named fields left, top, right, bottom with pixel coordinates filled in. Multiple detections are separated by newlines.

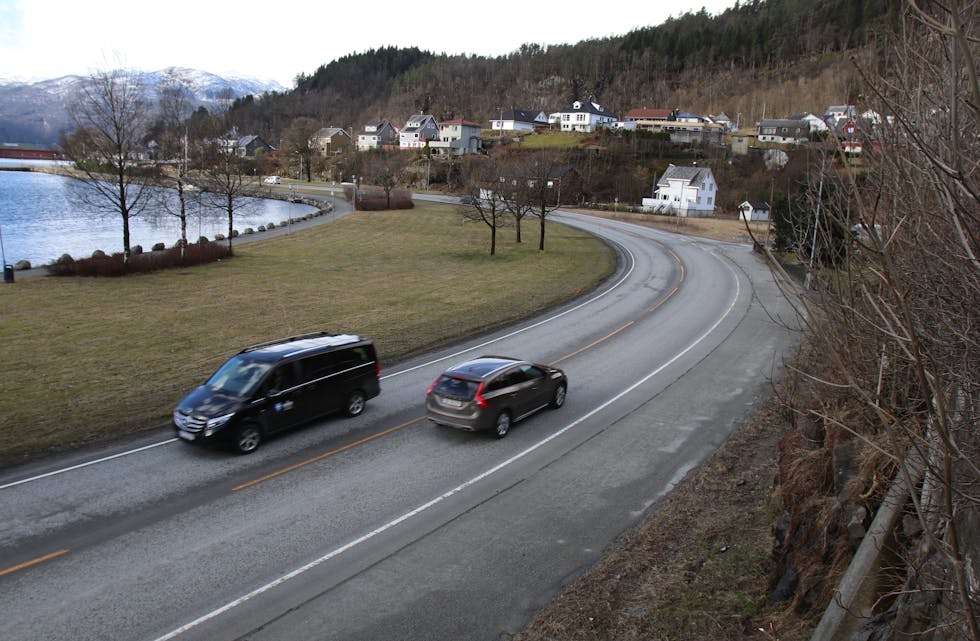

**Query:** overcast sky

left=1, top=0, right=739, bottom=88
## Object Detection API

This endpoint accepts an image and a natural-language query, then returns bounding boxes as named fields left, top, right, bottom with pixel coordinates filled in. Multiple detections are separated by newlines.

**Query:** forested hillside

left=226, top=0, right=903, bottom=139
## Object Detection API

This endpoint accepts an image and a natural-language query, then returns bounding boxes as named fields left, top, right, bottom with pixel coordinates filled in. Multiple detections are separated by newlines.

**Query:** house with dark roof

left=357, top=121, right=399, bottom=151
left=490, top=108, right=549, bottom=132
left=642, top=164, right=717, bottom=217
left=739, top=200, right=771, bottom=222
left=550, top=100, right=617, bottom=133
left=399, top=114, right=440, bottom=149
left=758, top=119, right=810, bottom=144
left=313, top=127, right=351, bottom=155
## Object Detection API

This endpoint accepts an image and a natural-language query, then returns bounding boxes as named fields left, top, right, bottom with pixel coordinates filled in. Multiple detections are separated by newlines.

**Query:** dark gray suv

left=173, top=332, right=380, bottom=453
left=425, top=356, right=567, bottom=438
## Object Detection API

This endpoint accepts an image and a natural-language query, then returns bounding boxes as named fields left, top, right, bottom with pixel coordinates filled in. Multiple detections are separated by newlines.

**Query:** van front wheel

left=345, top=390, right=366, bottom=417
left=234, top=423, right=262, bottom=454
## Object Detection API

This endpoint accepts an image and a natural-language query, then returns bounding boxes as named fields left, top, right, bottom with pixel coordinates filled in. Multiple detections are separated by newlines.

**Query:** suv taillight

left=426, top=376, right=439, bottom=395
left=473, top=382, right=488, bottom=408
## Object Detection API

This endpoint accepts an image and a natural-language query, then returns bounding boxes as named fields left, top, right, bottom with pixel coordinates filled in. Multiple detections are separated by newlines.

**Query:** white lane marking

left=2, top=240, right=636, bottom=490
left=0, top=439, right=178, bottom=490
left=151, top=255, right=741, bottom=641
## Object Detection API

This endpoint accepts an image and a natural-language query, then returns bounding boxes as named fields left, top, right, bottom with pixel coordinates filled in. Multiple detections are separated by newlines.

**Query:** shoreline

left=3, top=168, right=350, bottom=279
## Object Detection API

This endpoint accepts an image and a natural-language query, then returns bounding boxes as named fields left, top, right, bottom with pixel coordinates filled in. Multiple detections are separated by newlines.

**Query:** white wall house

left=758, top=119, right=810, bottom=144
left=642, top=164, right=717, bottom=217
left=429, top=118, right=483, bottom=155
left=739, top=200, right=771, bottom=222
left=490, top=108, right=549, bottom=131
left=551, top=100, right=617, bottom=133
left=357, top=121, right=398, bottom=151
left=399, top=114, right=440, bottom=149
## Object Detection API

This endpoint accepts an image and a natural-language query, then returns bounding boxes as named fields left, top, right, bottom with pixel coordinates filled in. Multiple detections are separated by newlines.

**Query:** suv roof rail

left=241, top=332, right=338, bottom=353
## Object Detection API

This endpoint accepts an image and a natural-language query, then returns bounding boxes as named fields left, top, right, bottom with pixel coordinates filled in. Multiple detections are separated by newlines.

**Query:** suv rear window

left=432, top=376, right=479, bottom=400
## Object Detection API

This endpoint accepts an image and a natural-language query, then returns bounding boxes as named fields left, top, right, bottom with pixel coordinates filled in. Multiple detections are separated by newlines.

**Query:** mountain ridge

left=0, top=67, right=284, bottom=145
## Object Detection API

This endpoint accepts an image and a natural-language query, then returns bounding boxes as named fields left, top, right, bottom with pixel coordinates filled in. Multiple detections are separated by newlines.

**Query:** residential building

left=312, top=127, right=351, bottom=155
left=757, top=119, right=810, bottom=144
left=551, top=100, right=617, bottom=133
left=430, top=118, right=483, bottom=155
left=642, top=164, right=717, bottom=217
left=399, top=114, right=440, bottom=149
left=826, top=105, right=857, bottom=124
left=217, top=134, right=274, bottom=158
left=791, top=113, right=830, bottom=133
left=490, top=108, right=549, bottom=132
left=618, top=108, right=724, bottom=145
left=357, top=121, right=399, bottom=151
left=739, top=200, right=771, bottom=222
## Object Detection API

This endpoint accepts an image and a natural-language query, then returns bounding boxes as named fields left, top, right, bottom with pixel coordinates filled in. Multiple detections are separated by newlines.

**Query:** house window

left=708, top=197, right=713, bottom=205
left=576, top=114, right=586, bottom=122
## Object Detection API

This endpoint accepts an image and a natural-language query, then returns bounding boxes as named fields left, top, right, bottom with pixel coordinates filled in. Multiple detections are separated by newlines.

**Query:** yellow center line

left=0, top=549, right=69, bottom=577
left=233, top=417, right=426, bottom=491
left=550, top=321, right=635, bottom=366
left=648, top=286, right=679, bottom=313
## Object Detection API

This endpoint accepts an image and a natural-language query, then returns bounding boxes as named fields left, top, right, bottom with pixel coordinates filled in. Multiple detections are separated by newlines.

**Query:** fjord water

left=0, top=163, right=316, bottom=267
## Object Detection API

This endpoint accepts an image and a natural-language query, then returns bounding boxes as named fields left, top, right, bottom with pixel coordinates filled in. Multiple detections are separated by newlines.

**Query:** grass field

left=0, top=203, right=615, bottom=467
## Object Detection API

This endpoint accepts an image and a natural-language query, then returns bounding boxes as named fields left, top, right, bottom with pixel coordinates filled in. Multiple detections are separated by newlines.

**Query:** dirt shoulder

left=512, top=214, right=814, bottom=641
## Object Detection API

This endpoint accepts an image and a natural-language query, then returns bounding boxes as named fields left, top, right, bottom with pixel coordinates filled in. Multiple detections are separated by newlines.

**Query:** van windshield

left=206, top=356, right=273, bottom=397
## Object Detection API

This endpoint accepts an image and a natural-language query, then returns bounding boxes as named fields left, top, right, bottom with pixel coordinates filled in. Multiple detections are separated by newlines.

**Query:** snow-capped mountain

left=0, top=67, right=285, bottom=145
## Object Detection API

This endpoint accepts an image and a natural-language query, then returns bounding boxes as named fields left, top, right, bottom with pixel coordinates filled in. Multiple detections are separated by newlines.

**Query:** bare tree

left=522, top=152, right=568, bottom=251
left=284, top=116, right=321, bottom=182
left=60, top=65, right=151, bottom=264
left=367, top=152, right=408, bottom=209
left=461, top=158, right=512, bottom=256
left=154, top=81, right=195, bottom=256
left=199, top=130, right=250, bottom=253
left=756, top=3, right=979, bottom=638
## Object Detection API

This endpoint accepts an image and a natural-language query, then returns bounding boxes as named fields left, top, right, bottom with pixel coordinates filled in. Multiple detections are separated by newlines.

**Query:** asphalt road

left=0, top=210, right=802, bottom=641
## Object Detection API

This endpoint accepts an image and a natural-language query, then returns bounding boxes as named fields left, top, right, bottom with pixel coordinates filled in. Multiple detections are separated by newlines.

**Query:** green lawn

left=0, top=203, right=615, bottom=466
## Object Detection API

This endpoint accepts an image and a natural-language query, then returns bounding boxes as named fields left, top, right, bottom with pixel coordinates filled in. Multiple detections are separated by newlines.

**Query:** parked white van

left=263, top=175, right=281, bottom=185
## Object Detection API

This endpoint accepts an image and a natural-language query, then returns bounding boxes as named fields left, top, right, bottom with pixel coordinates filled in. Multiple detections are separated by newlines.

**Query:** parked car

left=425, top=356, right=567, bottom=438
left=173, top=333, right=381, bottom=453
left=263, top=175, right=281, bottom=184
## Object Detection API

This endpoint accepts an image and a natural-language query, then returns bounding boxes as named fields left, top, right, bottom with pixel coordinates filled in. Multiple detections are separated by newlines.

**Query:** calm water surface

left=0, top=161, right=316, bottom=266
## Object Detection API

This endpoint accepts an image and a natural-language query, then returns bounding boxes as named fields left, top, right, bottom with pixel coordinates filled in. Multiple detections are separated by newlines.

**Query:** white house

left=739, top=201, right=771, bottom=222
left=399, top=114, right=440, bottom=149
left=758, top=119, right=810, bottom=144
left=490, top=108, right=549, bottom=132
left=826, top=105, right=856, bottom=124
left=357, top=121, right=399, bottom=151
left=642, top=164, right=717, bottom=217
left=551, top=100, right=617, bottom=133
left=429, top=118, right=483, bottom=155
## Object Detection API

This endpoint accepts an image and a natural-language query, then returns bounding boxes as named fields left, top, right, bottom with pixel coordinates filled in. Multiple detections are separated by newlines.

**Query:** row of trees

left=60, top=66, right=262, bottom=266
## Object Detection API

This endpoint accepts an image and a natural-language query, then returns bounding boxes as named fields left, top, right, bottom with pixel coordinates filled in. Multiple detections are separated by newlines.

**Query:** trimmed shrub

left=152, top=242, right=166, bottom=251
left=46, top=242, right=233, bottom=276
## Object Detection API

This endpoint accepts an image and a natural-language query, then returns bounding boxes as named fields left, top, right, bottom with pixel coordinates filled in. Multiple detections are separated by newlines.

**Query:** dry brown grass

left=565, top=208, right=771, bottom=244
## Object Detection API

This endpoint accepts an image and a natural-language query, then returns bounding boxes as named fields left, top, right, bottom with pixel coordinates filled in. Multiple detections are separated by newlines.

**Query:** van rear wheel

left=345, top=390, right=366, bottom=417
left=234, top=423, right=262, bottom=454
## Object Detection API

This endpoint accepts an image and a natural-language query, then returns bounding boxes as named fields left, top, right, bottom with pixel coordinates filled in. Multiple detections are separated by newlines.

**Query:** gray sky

left=0, top=0, right=739, bottom=87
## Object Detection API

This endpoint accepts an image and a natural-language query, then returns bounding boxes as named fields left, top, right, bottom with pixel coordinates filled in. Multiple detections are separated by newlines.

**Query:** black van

left=173, top=333, right=381, bottom=453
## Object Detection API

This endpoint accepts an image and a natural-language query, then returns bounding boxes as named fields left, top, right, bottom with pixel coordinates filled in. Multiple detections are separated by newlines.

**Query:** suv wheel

left=345, top=390, right=366, bottom=417
left=494, top=411, right=511, bottom=439
left=550, top=383, right=567, bottom=409
left=234, top=423, right=262, bottom=454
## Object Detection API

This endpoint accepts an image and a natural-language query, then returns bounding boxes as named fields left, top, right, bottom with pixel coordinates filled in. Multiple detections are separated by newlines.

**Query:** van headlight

left=204, top=413, right=235, bottom=436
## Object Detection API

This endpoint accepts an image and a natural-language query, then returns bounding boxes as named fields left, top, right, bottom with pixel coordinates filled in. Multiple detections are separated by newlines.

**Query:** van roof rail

left=241, top=332, right=338, bottom=353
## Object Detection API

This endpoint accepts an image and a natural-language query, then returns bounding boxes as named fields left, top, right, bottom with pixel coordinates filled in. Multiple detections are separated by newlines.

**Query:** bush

left=152, top=243, right=166, bottom=251
left=46, top=242, right=233, bottom=277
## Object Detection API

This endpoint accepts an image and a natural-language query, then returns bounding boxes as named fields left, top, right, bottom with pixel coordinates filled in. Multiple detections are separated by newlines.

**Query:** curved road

left=0, top=211, right=801, bottom=641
